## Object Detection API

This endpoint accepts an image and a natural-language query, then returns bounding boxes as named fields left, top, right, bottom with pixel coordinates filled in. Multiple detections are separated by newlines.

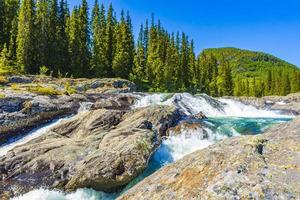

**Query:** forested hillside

left=0, top=0, right=299, bottom=97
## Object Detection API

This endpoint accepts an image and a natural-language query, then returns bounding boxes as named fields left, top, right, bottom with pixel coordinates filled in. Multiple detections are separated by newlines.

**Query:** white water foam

left=133, top=93, right=293, bottom=118
left=218, top=98, right=291, bottom=118
left=11, top=188, right=115, bottom=200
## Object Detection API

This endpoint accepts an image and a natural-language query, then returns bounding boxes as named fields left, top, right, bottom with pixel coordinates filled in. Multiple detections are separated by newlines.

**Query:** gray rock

left=0, top=92, right=79, bottom=141
left=7, top=76, right=33, bottom=84
left=0, top=105, right=183, bottom=198
left=118, top=117, right=300, bottom=200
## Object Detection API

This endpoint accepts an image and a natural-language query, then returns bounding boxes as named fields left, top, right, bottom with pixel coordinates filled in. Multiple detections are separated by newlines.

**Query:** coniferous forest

left=0, top=0, right=299, bottom=97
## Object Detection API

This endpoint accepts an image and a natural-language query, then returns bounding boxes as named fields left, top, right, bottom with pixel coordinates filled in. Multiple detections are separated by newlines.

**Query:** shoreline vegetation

left=0, top=0, right=299, bottom=97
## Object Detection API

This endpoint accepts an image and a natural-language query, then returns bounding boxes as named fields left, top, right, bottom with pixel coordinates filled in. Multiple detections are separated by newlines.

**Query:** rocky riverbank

left=118, top=117, right=300, bottom=200
left=1, top=75, right=300, bottom=199
left=0, top=76, right=137, bottom=144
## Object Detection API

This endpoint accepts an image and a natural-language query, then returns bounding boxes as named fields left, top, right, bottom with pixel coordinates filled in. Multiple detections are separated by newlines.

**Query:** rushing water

left=4, top=93, right=294, bottom=200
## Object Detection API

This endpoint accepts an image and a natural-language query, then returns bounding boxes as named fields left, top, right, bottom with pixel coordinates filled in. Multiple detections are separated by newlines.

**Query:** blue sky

left=69, top=0, right=300, bottom=66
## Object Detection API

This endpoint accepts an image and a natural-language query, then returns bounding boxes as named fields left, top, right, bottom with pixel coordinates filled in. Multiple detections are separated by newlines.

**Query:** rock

left=193, top=111, right=207, bottom=119
left=7, top=76, right=33, bottom=84
left=167, top=121, right=208, bottom=139
left=91, top=95, right=136, bottom=111
left=0, top=91, right=80, bottom=143
left=0, top=105, right=183, bottom=197
left=118, top=117, right=300, bottom=200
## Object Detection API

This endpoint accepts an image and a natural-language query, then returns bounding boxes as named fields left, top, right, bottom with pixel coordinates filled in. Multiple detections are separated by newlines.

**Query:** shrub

left=39, top=66, right=49, bottom=76
left=64, top=81, right=77, bottom=95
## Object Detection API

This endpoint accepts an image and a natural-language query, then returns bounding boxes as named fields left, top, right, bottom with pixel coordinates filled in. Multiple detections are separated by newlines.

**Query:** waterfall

left=133, top=93, right=294, bottom=118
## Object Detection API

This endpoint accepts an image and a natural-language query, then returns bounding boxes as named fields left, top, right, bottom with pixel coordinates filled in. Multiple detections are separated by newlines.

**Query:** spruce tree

left=67, top=7, right=81, bottom=76
left=0, top=0, right=5, bottom=50
left=68, top=0, right=90, bottom=77
left=91, top=3, right=108, bottom=77
left=105, top=3, right=115, bottom=77
left=164, top=33, right=179, bottom=92
left=188, top=40, right=196, bottom=91
left=57, top=0, right=69, bottom=74
left=112, top=11, right=134, bottom=79
left=0, top=44, right=10, bottom=68
left=16, top=0, right=37, bottom=73
left=8, top=17, right=18, bottom=62
left=130, top=24, right=146, bottom=86
left=48, top=0, right=60, bottom=73
left=4, top=0, right=19, bottom=49
left=35, top=0, right=49, bottom=69
left=179, top=33, right=189, bottom=91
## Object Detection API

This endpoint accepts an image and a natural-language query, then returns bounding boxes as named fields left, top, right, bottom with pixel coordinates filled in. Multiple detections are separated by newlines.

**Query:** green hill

left=202, top=47, right=298, bottom=78
left=197, top=47, right=300, bottom=97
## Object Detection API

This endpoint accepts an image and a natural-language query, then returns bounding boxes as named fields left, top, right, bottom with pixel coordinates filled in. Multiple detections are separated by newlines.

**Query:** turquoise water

left=204, top=117, right=291, bottom=136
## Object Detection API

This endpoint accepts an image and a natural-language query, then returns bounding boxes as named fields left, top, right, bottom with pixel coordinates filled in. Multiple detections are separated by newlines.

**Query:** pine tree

left=280, top=73, right=291, bottom=96
left=178, top=33, right=189, bottom=91
left=93, top=3, right=108, bottom=77
left=146, top=19, right=159, bottom=85
left=3, top=0, right=19, bottom=50
left=233, top=76, right=243, bottom=96
left=112, top=11, right=134, bottom=79
left=16, top=0, right=37, bottom=73
left=91, top=0, right=101, bottom=75
left=130, top=24, right=146, bottom=86
left=105, top=3, right=115, bottom=77
left=217, top=56, right=233, bottom=96
left=188, top=40, right=196, bottom=92
left=0, top=0, right=5, bottom=50
left=48, top=0, right=60, bottom=73
left=8, top=17, right=18, bottom=62
left=57, top=0, right=69, bottom=74
left=0, top=44, right=11, bottom=67
left=67, top=7, right=80, bottom=76
left=35, top=0, right=49, bottom=69
left=164, top=33, right=179, bottom=92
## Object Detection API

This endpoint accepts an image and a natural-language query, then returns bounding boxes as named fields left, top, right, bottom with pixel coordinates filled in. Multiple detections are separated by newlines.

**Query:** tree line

left=0, top=0, right=299, bottom=97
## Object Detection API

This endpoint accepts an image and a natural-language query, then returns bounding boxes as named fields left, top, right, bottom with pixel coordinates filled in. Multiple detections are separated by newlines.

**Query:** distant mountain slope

left=202, top=47, right=299, bottom=77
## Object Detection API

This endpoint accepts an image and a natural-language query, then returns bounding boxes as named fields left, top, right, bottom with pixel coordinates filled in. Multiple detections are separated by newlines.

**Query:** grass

left=28, top=85, right=62, bottom=95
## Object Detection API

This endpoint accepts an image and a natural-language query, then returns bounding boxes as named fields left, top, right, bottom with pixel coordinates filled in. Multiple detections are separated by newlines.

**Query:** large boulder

left=0, top=105, right=183, bottom=198
left=118, top=117, right=300, bottom=200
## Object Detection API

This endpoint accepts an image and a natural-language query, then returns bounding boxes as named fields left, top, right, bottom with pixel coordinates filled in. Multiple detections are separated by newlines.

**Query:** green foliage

left=28, top=85, right=62, bottom=95
left=64, top=81, right=77, bottom=94
left=0, top=1, right=299, bottom=97
left=39, top=66, right=49, bottom=76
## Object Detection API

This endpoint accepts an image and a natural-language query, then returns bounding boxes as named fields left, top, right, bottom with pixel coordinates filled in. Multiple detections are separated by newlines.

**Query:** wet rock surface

left=0, top=91, right=80, bottom=141
left=118, top=117, right=300, bottom=200
left=0, top=104, right=183, bottom=198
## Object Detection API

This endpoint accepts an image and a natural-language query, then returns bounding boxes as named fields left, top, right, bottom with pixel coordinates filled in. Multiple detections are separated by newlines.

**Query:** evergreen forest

left=0, top=0, right=299, bottom=97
